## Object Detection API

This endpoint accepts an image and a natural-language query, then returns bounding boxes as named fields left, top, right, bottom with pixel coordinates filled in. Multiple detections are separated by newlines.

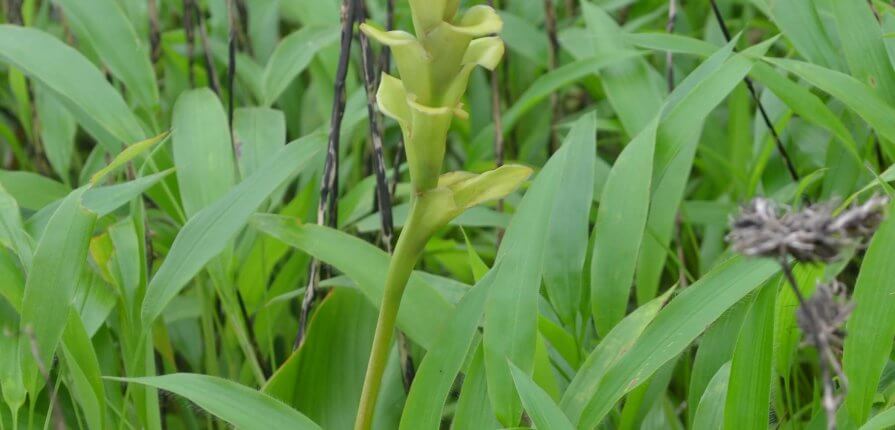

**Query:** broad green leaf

left=468, top=50, right=645, bottom=163
left=509, top=362, right=574, bottom=430
left=251, top=216, right=453, bottom=348
left=141, top=135, right=323, bottom=326
left=82, top=170, right=174, bottom=217
left=843, top=201, right=895, bottom=423
left=561, top=290, right=671, bottom=426
left=55, top=0, right=159, bottom=109
left=19, top=187, right=96, bottom=394
left=461, top=228, right=489, bottom=282
left=750, top=62, right=861, bottom=166
left=581, top=2, right=663, bottom=135
left=692, top=363, right=731, bottom=430
left=0, top=184, right=33, bottom=272
left=638, top=40, right=771, bottom=305
left=498, top=11, right=548, bottom=67
left=60, top=311, right=105, bottom=430
left=0, top=25, right=144, bottom=150
left=0, top=248, right=25, bottom=315
left=543, top=113, right=596, bottom=326
left=482, top=137, right=568, bottom=426
left=765, top=0, right=841, bottom=69
left=625, top=32, right=716, bottom=58
left=90, top=131, right=170, bottom=185
left=538, top=316, right=580, bottom=370
left=723, top=281, right=776, bottom=430
left=686, top=298, right=749, bottom=426
left=578, top=257, right=779, bottom=428
left=113, top=373, right=321, bottom=430
left=0, top=326, right=26, bottom=419
left=264, top=289, right=400, bottom=429
left=234, top=107, right=287, bottom=178
left=831, top=0, right=895, bottom=104
left=172, top=89, right=237, bottom=218
left=453, top=343, right=499, bottom=429
left=247, top=0, right=280, bottom=61
left=263, top=26, right=340, bottom=105
left=767, top=58, right=895, bottom=145
left=591, top=119, right=657, bottom=335
left=625, top=32, right=859, bottom=167
left=34, top=85, right=77, bottom=182
left=399, top=272, right=492, bottom=429
left=861, top=407, right=895, bottom=430
left=0, top=170, right=70, bottom=211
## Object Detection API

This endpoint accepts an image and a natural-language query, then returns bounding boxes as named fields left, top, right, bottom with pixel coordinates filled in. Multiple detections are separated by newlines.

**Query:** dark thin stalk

left=668, top=0, right=687, bottom=289
left=234, top=0, right=254, bottom=57
left=488, top=0, right=507, bottom=245
left=24, top=327, right=66, bottom=430
left=383, top=0, right=403, bottom=201
left=147, top=0, right=162, bottom=63
left=358, top=1, right=416, bottom=390
left=564, top=0, right=575, bottom=17
left=295, top=0, right=357, bottom=350
left=708, top=0, right=799, bottom=182
left=665, top=0, right=677, bottom=91
left=226, top=0, right=237, bottom=144
left=4, top=0, right=22, bottom=25
left=378, top=0, right=395, bottom=74
left=358, top=1, right=394, bottom=253
left=183, top=0, right=196, bottom=87
left=778, top=260, right=845, bottom=430
left=194, top=1, right=223, bottom=96
left=544, top=0, right=560, bottom=155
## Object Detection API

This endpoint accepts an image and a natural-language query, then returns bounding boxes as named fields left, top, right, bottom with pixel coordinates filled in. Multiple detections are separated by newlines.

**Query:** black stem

left=357, top=0, right=394, bottom=253
left=295, top=0, right=357, bottom=350
left=708, top=0, right=799, bottom=182
left=544, top=0, right=560, bottom=155
left=778, top=259, right=841, bottom=430
left=183, top=0, right=196, bottom=87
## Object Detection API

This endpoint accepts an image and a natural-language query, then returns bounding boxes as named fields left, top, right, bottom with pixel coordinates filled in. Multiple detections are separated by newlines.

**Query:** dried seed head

left=727, top=195, right=890, bottom=262
left=796, top=280, right=853, bottom=350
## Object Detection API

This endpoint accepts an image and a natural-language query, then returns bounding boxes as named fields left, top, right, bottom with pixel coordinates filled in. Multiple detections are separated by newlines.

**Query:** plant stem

left=544, top=0, right=560, bottom=155
left=358, top=0, right=395, bottom=253
left=355, top=199, right=429, bottom=430
left=707, top=0, right=799, bottom=182
left=778, top=259, right=842, bottom=430
left=295, top=0, right=356, bottom=349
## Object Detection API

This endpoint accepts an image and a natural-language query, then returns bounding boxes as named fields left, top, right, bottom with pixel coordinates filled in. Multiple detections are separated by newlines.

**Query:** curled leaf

left=445, top=164, right=533, bottom=210
left=446, top=6, right=503, bottom=37
left=409, top=0, right=459, bottom=35
left=404, top=98, right=455, bottom=191
left=462, top=37, right=505, bottom=71
left=376, top=73, right=410, bottom=127
left=360, top=23, right=431, bottom=100
left=443, top=37, right=506, bottom=105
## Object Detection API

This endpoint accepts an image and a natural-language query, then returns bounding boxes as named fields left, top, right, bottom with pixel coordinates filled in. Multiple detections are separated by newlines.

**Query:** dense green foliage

left=2, top=0, right=895, bottom=429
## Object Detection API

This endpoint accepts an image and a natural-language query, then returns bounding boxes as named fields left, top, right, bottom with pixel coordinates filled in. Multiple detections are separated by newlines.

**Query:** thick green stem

left=355, top=199, right=430, bottom=430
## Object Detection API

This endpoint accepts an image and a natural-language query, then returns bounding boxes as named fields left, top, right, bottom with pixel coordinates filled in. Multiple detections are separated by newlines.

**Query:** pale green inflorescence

left=360, top=1, right=526, bottom=203
left=354, top=3, right=532, bottom=429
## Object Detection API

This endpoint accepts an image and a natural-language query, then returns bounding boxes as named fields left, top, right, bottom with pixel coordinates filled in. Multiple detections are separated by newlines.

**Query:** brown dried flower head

left=796, top=280, right=853, bottom=350
left=727, top=195, right=890, bottom=262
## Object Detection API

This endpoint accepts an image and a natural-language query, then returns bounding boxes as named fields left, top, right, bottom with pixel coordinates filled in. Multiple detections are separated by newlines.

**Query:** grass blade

left=141, top=134, right=323, bottom=326
left=113, top=373, right=321, bottom=429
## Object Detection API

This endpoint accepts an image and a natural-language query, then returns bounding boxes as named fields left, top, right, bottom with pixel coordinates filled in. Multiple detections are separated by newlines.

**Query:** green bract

left=361, top=5, right=507, bottom=193
left=355, top=4, right=529, bottom=429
